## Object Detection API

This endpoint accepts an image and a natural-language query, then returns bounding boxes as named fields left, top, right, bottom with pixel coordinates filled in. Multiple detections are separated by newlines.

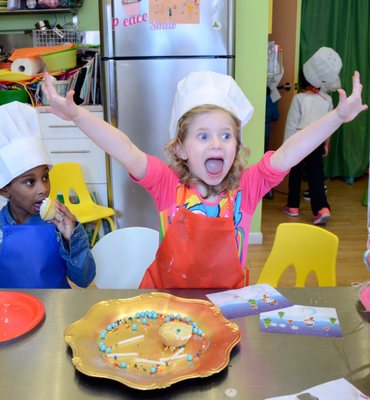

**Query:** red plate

left=0, top=292, right=45, bottom=342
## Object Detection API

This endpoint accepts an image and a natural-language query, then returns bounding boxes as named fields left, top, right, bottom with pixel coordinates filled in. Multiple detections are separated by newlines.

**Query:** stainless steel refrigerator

left=99, top=0, right=236, bottom=230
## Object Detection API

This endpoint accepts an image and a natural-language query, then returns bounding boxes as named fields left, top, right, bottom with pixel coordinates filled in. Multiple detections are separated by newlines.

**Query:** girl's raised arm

left=271, top=71, right=367, bottom=172
left=42, top=73, right=148, bottom=180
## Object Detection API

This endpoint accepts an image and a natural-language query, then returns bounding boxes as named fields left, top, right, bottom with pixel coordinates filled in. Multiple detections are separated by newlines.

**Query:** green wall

left=236, top=0, right=268, bottom=236
left=75, top=0, right=99, bottom=30
left=0, top=0, right=268, bottom=236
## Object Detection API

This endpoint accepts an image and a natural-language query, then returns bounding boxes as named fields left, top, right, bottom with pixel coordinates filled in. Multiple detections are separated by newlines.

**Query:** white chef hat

left=0, top=101, right=52, bottom=188
left=303, top=47, right=342, bottom=89
left=169, top=71, right=254, bottom=138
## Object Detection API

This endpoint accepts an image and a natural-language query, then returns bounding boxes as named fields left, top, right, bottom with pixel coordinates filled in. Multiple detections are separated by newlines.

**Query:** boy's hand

left=42, top=73, right=79, bottom=122
left=336, top=71, right=368, bottom=123
left=51, top=200, right=77, bottom=242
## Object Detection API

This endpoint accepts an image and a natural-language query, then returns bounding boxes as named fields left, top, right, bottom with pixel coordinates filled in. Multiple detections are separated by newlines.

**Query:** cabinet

left=37, top=106, right=108, bottom=206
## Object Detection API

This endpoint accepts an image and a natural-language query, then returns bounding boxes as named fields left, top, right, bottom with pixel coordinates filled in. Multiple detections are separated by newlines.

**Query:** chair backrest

left=49, top=162, right=95, bottom=209
left=256, top=223, right=338, bottom=287
left=92, top=227, right=159, bottom=288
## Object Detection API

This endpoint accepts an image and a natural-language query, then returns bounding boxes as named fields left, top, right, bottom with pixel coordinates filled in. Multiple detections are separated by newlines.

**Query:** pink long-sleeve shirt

left=134, top=151, right=287, bottom=268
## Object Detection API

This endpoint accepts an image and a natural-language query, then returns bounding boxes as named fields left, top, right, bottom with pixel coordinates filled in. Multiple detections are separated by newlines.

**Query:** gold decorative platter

left=64, top=292, right=240, bottom=390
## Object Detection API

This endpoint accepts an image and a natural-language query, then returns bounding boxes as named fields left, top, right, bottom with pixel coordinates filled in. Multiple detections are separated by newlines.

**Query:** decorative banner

left=260, top=305, right=342, bottom=338
left=206, top=284, right=293, bottom=319
left=149, top=0, right=200, bottom=24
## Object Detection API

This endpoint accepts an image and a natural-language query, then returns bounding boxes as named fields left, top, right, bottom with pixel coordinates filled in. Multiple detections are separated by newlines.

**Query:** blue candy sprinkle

left=187, top=354, right=193, bottom=361
left=120, top=361, right=127, bottom=368
left=132, top=324, right=138, bottom=331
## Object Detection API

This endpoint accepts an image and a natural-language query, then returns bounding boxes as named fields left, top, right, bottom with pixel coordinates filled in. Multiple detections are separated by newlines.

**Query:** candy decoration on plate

left=64, top=292, right=240, bottom=390
left=98, top=310, right=205, bottom=375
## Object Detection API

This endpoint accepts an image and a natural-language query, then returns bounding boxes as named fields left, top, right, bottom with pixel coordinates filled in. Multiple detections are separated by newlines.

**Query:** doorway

left=268, top=0, right=301, bottom=193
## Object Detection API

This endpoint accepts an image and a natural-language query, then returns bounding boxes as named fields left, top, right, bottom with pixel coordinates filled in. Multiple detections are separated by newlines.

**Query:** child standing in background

left=0, top=101, right=95, bottom=288
left=43, top=70, right=366, bottom=289
left=282, top=47, right=342, bottom=225
left=264, top=85, right=280, bottom=200
left=265, top=86, right=280, bottom=153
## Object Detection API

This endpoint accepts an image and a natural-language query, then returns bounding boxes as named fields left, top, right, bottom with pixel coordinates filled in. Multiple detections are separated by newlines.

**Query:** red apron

left=140, top=189, right=248, bottom=289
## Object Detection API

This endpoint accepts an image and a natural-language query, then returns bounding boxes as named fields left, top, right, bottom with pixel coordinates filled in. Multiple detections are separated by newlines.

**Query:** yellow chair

left=256, top=223, right=338, bottom=287
left=49, top=162, right=115, bottom=246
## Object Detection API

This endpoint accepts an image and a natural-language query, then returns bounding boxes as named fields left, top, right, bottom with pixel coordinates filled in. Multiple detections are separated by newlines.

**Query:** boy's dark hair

left=298, top=68, right=315, bottom=91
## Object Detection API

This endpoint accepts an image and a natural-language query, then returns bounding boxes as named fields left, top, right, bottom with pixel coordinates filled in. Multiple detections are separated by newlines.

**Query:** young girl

left=43, top=70, right=366, bottom=289
left=0, top=101, right=96, bottom=289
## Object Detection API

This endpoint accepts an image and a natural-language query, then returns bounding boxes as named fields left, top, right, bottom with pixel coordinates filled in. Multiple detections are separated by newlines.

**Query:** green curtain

left=300, top=0, right=370, bottom=181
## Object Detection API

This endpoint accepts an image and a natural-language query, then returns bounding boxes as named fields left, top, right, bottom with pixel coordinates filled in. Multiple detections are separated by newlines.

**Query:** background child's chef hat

left=303, top=47, right=342, bottom=89
left=169, top=71, right=254, bottom=138
left=0, top=101, right=52, bottom=188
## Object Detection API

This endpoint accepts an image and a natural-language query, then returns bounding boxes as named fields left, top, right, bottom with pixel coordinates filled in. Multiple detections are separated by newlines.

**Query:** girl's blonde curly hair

left=165, top=105, right=250, bottom=198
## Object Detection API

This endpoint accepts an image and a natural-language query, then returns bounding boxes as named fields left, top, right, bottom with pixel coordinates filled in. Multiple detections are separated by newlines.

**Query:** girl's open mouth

left=205, top=158, right=224, bottom=176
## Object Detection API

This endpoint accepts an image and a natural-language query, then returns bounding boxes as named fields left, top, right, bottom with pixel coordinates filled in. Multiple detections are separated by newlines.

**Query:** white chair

left=92, top=227, right=159, bottom=288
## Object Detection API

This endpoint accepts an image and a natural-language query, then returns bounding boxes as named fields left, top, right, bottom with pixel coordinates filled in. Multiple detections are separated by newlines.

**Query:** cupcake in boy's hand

left=159, top=321, right=193, bottom=347
left=40, top=197, right=63, bottom=221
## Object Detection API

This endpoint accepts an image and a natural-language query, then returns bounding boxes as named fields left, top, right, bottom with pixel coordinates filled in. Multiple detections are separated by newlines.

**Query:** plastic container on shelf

left=0, top=89, right=31, bottom=105
left=32, top=29, right=80, bottom=47
left=38, top=80, right=69, bottom=105
left=28, top=1, right=84, bottom=9
left=40, top=48, right=77, bottom=72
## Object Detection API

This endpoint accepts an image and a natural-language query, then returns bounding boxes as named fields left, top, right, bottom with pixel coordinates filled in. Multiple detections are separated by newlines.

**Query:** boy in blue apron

left=0, top=101, right=96, bottom=288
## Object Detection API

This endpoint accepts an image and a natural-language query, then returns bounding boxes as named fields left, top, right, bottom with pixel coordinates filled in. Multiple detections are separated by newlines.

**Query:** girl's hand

left=336, top=71, right=368, bottom=123
left=51, top=200, right=77, bottom=242
left=42, top=73, right=79, bottom=122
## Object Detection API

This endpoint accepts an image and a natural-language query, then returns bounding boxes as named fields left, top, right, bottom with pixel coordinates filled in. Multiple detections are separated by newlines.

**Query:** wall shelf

left=0, top=8, right=78, bottom=15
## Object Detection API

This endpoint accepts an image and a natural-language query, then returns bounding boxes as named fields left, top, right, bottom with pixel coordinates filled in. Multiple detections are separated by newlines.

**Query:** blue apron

left=0, top=212, right=70, bottom=288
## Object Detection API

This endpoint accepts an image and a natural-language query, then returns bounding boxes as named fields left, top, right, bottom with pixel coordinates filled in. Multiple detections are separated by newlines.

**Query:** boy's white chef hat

left=0, top=101, right=52, bottom=188
left=169, top=71, right=254, bottom=138
left=303, top=47, right=342, bottom=89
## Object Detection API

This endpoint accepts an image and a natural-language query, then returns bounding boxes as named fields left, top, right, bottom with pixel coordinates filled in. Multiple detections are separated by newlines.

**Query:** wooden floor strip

left=248, top=176, right=368, bottom=287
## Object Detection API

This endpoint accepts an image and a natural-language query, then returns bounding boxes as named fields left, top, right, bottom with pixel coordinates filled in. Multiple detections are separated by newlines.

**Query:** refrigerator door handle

left=50, top=150, right=91, bottom=154
left=99, top=0, right=114, bottom=59
left=101, top=59, right=117, bottom=210
left=101, top=60, right=117, bottom=127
